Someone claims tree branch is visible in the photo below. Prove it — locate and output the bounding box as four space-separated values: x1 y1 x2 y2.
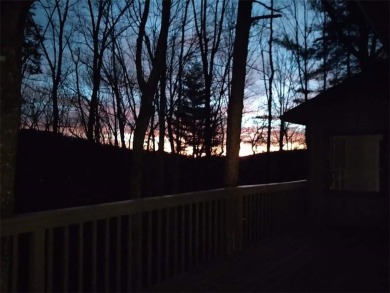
251 14 282 23
253 1 282 13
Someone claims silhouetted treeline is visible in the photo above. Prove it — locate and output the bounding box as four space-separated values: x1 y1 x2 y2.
16 130 307 213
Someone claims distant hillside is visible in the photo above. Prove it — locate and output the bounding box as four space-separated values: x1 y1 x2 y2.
16 130 308 213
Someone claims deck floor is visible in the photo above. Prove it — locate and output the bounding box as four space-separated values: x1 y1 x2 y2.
148 228 389 292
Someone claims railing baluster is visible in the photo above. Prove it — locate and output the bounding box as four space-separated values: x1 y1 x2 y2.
173 206 178 275
278 192 282 230
30 229 45 292
276 193 281 232
264 192 271 238
281 192 286 231
256 194 259 241
280 192 283 228
260 193 266 240
251 195 254 243
286 191 290 226
63 226 69 292
208 200 212 260
249 194 253 244
281 192 284 231
91 221 97 292
127 216 132 291
219 200 225 254
265 193 269 237
247 195 251 244
256 193 260 242
188 204 193 269
104 219 110 292
147 212 152 287
274 193 278 233
164 208 170 279
11 235 18 292
244 195 249 245
266 194 270 236
137 214 144 290
271 193 275 235
273 193 278 233
253 194 257 243
284 192 288 226
213 200 218 258
194 202 199 267
251 194 255 243
180 206 185 272
156 210 162 283
249 194 252 245
201 202 206 261
47 229 53 292
78 223 84 293
285 191 289 224
116 217 122 292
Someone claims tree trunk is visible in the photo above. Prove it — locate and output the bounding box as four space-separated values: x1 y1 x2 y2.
224 1 253 256
131 0 171 198
225 0 253 187
0 2 32 291
279 119 284 151
53 0 69 133
159 70 167 154
0 0 31 216
266 0 274 153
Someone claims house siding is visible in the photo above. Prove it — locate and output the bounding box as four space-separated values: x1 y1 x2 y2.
308 92 389 228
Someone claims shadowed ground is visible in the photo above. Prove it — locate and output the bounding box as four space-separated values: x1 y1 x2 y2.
148 227 389 292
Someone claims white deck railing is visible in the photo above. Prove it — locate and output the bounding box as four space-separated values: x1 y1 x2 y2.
1 180 307 292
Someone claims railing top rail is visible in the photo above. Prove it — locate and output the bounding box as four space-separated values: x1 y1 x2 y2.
1 180 307 236
235 180 307 195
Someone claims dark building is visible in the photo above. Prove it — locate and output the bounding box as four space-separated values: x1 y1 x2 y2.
282 59 389 228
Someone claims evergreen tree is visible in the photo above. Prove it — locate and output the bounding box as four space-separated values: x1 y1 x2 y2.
174 61 221 157
22 6 42 78
311 0 386 86
274 0 318 103
174 62 207 157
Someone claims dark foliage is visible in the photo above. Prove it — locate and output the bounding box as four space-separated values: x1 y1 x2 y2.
173 62 222 157
16 130 307 213
312 0 387 86
22 5 42 77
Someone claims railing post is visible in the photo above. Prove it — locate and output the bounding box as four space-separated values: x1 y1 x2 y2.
30 229 45 292
225 188 243 255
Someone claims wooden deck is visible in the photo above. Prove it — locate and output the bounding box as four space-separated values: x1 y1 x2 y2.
1 181 309 292
3 181 387 292
149 227 389 292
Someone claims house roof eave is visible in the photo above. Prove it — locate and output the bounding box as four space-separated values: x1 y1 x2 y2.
282 59 389 126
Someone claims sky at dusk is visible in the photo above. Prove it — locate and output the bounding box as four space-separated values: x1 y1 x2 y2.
21 0 328 156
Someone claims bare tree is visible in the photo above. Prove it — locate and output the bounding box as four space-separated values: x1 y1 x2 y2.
191 0 228 157
241 119 267 154
67 45 89 137
74 0 131 142
225 0 281 187
266 0 275 153
1 2 34 291
131 0 172 198
101 30 130 148
271 48 296 150
33 0 76 133
166 0 195 154
225 0 252 187
21 85 52 130
277 0 319 102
